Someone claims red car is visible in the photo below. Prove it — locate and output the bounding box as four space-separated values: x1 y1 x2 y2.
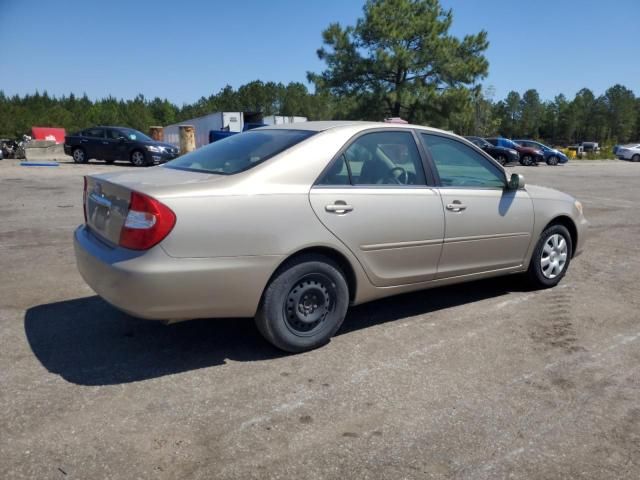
486 137 544 166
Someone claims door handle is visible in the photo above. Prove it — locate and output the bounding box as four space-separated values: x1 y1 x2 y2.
325 202 353 214
446 202 467 212
80 139 88 143
102 141 109 145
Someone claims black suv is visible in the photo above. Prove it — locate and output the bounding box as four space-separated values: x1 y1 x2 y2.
465 136 520 165
64 126 179 166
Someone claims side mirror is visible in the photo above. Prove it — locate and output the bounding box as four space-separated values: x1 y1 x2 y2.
118 136 127 143
508 173 525 190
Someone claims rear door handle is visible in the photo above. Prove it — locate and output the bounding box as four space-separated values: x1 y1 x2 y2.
325 202 353 214
446 202 467 212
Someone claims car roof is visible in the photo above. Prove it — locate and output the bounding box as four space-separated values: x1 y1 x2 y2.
257 120 453 135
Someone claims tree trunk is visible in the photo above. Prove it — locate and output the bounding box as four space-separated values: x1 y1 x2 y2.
149 126 164 142
179 125 196 155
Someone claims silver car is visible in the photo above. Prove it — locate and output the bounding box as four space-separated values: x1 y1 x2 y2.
616 144 640 162
74 121 588 352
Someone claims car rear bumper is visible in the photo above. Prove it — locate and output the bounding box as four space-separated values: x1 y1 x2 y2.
74 225 282 320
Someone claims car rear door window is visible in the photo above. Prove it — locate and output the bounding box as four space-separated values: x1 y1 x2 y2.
85 128 105 139
421 134 506 189
318 131 426 186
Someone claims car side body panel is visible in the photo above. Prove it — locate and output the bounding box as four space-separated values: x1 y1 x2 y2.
309 187 445 286
435 188 535 278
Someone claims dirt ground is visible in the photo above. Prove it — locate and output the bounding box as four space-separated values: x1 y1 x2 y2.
1 157 639 479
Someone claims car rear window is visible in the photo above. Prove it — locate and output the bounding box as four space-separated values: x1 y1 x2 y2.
165 129 315 175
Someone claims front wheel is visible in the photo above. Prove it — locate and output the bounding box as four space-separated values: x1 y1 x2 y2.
255 254 349 352
632 154 640 162
546 156 559 166
520 154 534 166
130 150 147 167
527 224 573 288
495 154 507 166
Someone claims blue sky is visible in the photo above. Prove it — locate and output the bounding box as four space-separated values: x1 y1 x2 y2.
1 0 638 104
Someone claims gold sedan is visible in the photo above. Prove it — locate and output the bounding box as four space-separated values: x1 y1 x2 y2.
74 122 587 352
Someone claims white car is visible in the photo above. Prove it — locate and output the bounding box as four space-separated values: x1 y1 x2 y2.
616 144 640 162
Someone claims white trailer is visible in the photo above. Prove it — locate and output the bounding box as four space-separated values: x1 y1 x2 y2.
163 112 243 148
262 115 308 126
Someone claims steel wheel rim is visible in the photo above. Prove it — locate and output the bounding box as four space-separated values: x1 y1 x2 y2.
541 233 568 279
132 152 144 165
283 273 336 337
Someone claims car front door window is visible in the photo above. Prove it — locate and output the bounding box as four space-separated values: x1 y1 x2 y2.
420 134 505 188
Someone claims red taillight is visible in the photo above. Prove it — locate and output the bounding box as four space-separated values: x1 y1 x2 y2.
82 176 88 223
119 191 176 250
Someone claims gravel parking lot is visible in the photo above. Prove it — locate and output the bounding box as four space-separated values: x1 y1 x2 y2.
1 158 639 479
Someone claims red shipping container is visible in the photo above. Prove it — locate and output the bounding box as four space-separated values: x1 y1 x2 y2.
31 127 66 144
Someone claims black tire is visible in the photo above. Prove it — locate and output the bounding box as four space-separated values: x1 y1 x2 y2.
546 155 559 166
72 147 87 164
105 159 115 164
632 154 640 163
520 154 533 166
255 254 349 353
496 154 507 166
527 224 573 289
130 150 147 167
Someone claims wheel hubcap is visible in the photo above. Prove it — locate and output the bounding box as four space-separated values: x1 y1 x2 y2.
541 233 568 279
283 274 334 335
133 153 144 165
74 150 83 162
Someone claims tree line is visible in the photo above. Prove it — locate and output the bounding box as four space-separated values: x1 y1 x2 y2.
1 0 638 146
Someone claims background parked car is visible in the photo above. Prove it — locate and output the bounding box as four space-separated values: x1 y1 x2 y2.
486 137 544 166
464 136 519 165
581 141 600 153
616 144 640 162
64 126 179 166
515 140 569 165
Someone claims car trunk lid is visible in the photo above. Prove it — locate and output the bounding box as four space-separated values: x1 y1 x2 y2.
84 166 223 246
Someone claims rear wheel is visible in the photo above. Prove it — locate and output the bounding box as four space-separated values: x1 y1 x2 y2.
496 154 507 166
130 150 147 167
527 224 572 288
72 147 87 164
546 155 559 166
632 154 640 162
255 254 349 352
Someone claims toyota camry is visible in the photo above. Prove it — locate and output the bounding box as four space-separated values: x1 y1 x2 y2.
74 121 588 352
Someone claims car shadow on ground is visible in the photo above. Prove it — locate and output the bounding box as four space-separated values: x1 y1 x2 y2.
25 276 532 386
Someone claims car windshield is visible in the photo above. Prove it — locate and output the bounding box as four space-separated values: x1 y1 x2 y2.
165 129 315 175
120 128 152 142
